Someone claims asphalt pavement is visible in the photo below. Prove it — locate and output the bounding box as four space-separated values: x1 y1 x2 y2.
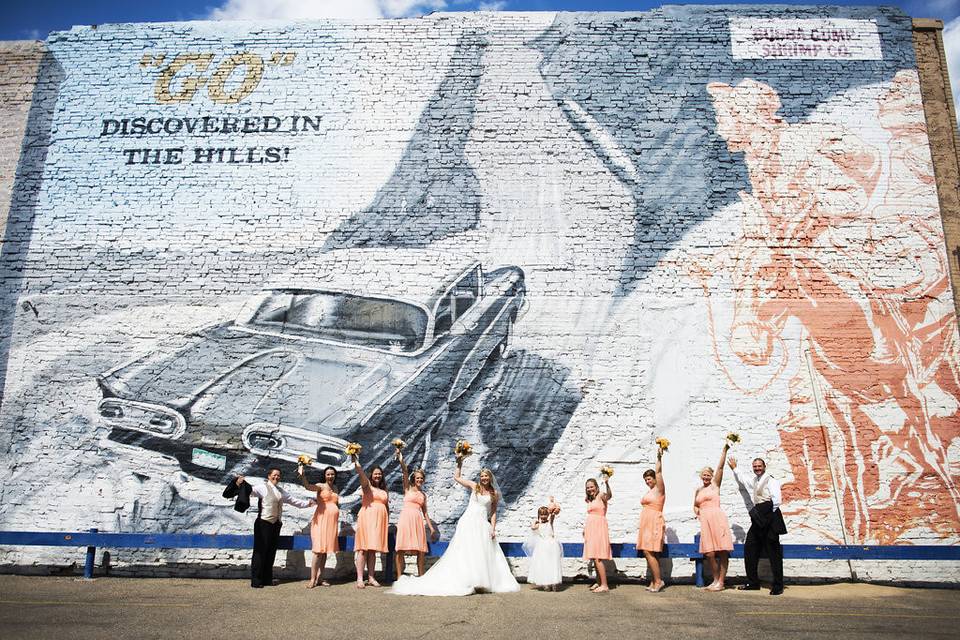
0 575 955 640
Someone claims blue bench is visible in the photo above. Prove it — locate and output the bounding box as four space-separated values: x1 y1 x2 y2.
2 530 957 584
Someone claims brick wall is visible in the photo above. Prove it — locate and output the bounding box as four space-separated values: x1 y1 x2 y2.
0 7 958 582
0 41 44 238
914 19 960 319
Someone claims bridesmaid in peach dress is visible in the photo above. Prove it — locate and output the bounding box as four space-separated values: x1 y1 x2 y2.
394 450 437 578
636 448 666 592
693 441 734 591
583 474 613 593
351 453 389 588
298 464 340 588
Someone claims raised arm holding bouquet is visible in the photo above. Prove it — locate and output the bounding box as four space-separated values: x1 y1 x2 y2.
548 495 561 515
525 500 563 591
394 447 437 578
351 447 389 589
694 438 735 591
583 467 613 593
389 440 519 596
299 461 339 588
637 444 667 592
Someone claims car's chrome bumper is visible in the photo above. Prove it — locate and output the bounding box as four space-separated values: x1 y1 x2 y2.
241 423 352 472
97 399 187 439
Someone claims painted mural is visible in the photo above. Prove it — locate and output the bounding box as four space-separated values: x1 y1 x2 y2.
702 70 960 544
0 5 958 576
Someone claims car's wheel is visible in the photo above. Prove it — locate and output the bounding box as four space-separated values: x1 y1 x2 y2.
490 316 514 361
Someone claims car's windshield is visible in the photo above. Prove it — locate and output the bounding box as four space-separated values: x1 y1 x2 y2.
240 290 428 353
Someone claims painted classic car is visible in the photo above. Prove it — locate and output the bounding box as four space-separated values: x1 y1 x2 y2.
97 249 525 494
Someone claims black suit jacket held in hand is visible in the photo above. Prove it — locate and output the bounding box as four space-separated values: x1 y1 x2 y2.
749 501 788 538
222 476 254 513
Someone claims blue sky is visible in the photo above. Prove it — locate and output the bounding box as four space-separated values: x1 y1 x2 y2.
4 1 960 116
2 1 956 41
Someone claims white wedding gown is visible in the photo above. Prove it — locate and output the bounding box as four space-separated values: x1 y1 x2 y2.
390 491 520 596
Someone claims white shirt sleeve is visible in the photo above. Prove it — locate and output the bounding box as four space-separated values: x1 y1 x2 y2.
768 476 782 511
278 486 316 509
249 483 267 500
733 467 753 491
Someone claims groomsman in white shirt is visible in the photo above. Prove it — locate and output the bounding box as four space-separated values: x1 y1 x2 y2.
235 468 315 588
727 456 787 595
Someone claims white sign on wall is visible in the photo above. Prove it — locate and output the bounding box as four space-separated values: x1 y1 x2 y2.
730 18 882 60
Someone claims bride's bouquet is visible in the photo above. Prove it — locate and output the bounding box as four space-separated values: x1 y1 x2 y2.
392 438 406 451
726 432 740 445
655 437 670 452
599 465 614 478
344 442 363 457
454 440 473 457
297 454 313 467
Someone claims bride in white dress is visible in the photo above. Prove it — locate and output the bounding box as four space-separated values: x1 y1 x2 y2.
390 455 520 596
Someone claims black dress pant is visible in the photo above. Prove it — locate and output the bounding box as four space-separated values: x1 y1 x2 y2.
251 518 282 587
744 521 783 590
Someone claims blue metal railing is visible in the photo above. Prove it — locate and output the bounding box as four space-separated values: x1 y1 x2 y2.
2 530 958 583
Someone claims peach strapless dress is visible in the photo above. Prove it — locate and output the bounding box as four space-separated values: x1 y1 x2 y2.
310 485 340 553
636 490 665 552
583 497 612 560
355 485 389 552
696 484 733 553
395 490 428 552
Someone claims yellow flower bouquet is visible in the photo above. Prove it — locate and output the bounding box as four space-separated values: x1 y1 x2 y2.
344 442 363 457
454 440 473 457
297 454 313 467
392 438 406 451
726 432 740 445
655 437 670 452
599 465 614 478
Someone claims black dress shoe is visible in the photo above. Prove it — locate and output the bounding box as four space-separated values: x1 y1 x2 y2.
770 587 784 596
251 583 264 589
737 584 761 591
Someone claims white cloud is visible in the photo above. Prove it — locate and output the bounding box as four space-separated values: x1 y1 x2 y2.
943 17 960 124
207 0 445 21
380 0 445 17
477 1 507 10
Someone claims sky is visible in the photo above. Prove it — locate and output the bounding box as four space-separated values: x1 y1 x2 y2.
3 0 960 115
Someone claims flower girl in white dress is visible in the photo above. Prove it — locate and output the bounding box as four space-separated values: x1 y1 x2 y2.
524 498 563 590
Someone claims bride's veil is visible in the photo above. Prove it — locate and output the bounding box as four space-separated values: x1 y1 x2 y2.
479 467 502 502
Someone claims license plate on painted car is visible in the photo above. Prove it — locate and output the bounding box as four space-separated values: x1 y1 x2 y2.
191 447 226 470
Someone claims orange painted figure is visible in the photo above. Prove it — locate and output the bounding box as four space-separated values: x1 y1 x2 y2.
703 71 960 544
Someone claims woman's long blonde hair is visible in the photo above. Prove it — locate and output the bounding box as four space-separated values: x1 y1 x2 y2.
475 467 498 497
